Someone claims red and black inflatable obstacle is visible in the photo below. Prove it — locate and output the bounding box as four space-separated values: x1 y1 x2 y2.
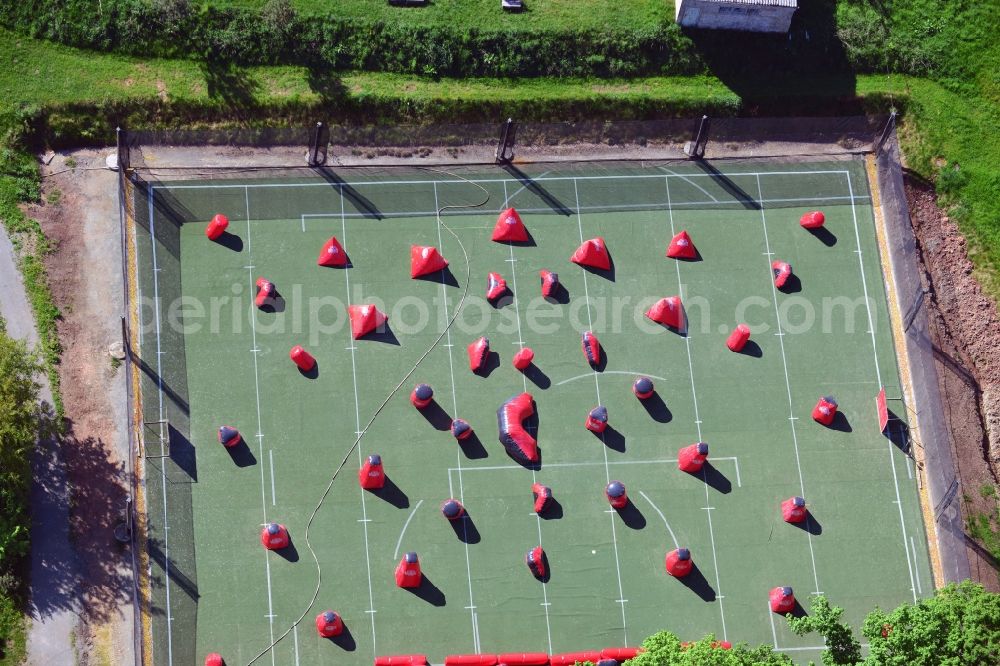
666 230 698 260
525 545 547 578
601 647 643 662
411 383 434 408
726 323 751 352
769 586 795 614
492 208 530 243
513 347 534 371
497 393 538 463
441 498 465 520
260 523 290 550
665 547 693 577
289 345 316 372
205 214 228 241
605 481 628 509
800 210 826 229
359 454 385 490
645 296 685 330
540 270 560 299
632 376 655 400
532 482 553 514
677 442 709 473
487 272 508 302
468 337 490 373
218 425 242 448
411 245 448 278
375 656 429 666
451 418 473 440
812 395 838 426
317 236 348 267
349 304 388 340
445 655 498 666
571 237 611 271
581 331 601 366
772 260 793 289
204 653 224 666
254 277 276 308
585 405 609 433
782 496 808 523
498 654 548 666
395 552 422 588
315 610 344 638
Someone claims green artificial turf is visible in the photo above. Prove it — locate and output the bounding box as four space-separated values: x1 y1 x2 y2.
134 159 931 665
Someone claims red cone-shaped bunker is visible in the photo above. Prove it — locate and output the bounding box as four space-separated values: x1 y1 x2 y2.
727 323 751 352
772 261 793 289
349 304 388 340
411 245 448 278
666 230 697 259
633 376 655 399
532 482 553 514
665 548 693 577
359 454 385 490
582 331 602 366
782 496 808 523
411 383 434 408
770 586 795 614
678 442 709 473
606 480 628 509
586 405 609 433
468 337 490 373
289 345 316 372
395 551 422 588
800 211 826 229
317 236 348 267
571 237 611 270
487 272 507 301
513 347 534 371
525 546 547 578
812 395 838 426
493 208 529 243
206 214 229 241
218 425 242 448
260 523 289 550
316 610 344 638
451 418 473 440
441 498 465 520
254 277 276 308
205 654 225 666
540 270 560 299
645 297 685 330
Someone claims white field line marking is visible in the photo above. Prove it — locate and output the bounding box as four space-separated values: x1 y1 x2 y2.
393 499 425 560
638 491 680 550
293 625 300 666
432 182 482 653
269 450 276 506
664 176 727 642
502 179 553 654
754 175 822 597
339 185 378 651
555 370 668 386
148 188 174 666
245 187 277 666
910 536 923 594
768 603 779 648
846 171 918 602
574 177 628 645
299 214 305 232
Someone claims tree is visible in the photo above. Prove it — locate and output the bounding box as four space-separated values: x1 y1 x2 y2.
788 595 863 665
629 630 792 665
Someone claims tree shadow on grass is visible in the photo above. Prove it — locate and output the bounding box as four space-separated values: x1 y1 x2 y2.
200 60 260 109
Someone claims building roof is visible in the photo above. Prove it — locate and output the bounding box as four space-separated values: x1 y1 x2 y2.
696 0 797 6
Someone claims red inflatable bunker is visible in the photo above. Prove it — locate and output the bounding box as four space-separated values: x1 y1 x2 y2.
769 586 795 614
666 230 698 260
551 652 602 666
395 552 422 588
289 345 316 372
782 496 808 523
571 237 611 271
800 211 826 229
665 548 693 577
600 647 643 661
493 208 530 243
446 655 498 666
605 481 628 509
497 393 538 463
468 337 490 373
359 454 385 490
645 297 685 330
487 272 508 301
204 653 225 666
772 261 793 289
218 425 242 448
726 324 751 352
317 236 349 267
451 418 473 440
375 656 429 666
411 245 448 278
677 442 709 473
497 654 549 666
632 377 654 400
205 214 229 241
260 523 289 550
525 546 547 578
812 395 838 426
532 482 553 514
349 304 388 340
254 277 276 308
540 270 560 299
585 405 609 433
441 498 465 520
411 383 434 408
581 331 602 366
513 347 534 371
315 610 344 638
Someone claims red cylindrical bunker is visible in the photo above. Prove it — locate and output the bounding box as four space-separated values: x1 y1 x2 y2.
812 395 838 426
677 442 709 473
586 405 609 433
513 347 534 371
410 383 434 409
395 551 422 588
359 454 385 490
206 214 229 240
769 586 795 614
218 425 242 448
254 277 276 308
260 523 289 550
632 376 654 399
289 345 316 371
204 654 225 666
525 545 547 578
605 480 628 509
782 496 808 523
665 547 693 577
441 498 465 520
726 324 751 352
800 211 826 229
451 418 473 440
315 610 344 637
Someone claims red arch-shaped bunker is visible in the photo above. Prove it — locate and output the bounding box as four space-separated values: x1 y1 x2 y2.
497 393 538 463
